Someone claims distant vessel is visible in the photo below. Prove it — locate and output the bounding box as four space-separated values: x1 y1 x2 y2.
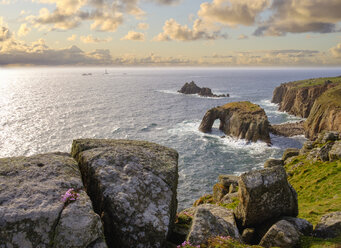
82 73 92 76
104 69 108 74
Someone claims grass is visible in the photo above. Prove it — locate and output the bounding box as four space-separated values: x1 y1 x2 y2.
285 154 341 225
219 197 239 210
299 235 341 248
315 84 341 107
220 101 262 112
289 76 341 89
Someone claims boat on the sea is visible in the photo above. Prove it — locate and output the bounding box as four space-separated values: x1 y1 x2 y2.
82 73 92 76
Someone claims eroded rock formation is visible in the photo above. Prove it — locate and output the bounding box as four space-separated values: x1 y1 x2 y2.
71 139 179 248
270 121 305 137
199 101 271 144
178 81 229 97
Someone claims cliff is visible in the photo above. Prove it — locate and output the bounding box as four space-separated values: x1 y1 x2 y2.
199 101 271 144
272 76 341 139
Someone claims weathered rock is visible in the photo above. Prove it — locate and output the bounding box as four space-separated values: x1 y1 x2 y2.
220 192 239 205
314 212 341 238
241 228 256 244
329 141 341 161
212 183 228 202
218 174 239 189
318 142 334 161
229 184 238 194
0 153 106 248
300 141 314 155
259 220 300 248
270 121 305 137
187 204 240 245
282 148 299 161
264 158 284 168
281 216 313 236
178 81 228 98
199 101 271 144
317 131 340 143
234 166 298 227
71 139 179 248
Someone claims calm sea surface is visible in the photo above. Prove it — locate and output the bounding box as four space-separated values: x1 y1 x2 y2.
1 67 340 209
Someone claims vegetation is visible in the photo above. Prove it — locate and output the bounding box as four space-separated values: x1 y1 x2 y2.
285 154 341 225
289 76 341 89
193 194 215 206
220 101 262 112
219 197 239 210
299 235 341 248
315 84 341 107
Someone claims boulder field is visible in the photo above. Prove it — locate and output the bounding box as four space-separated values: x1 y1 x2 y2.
199 101 271 144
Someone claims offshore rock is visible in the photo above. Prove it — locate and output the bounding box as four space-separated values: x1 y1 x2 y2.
178 81 228 97
199 101 271 144
234 166 298 227
314 211 341 238
0 153 106 248
270 121 305 137
259 220 300 248
71 139 179 248
187 204 240 245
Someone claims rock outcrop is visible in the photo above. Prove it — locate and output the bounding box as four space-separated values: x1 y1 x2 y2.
234 166 298 227
199 101 271 144
187 204 240 245
270 121 305 137
178 81 229 97
71 139 179 248
272 77 341 139
0 152 106 248
314 212 341 238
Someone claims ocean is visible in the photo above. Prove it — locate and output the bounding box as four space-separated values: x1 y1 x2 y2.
1 67 340 210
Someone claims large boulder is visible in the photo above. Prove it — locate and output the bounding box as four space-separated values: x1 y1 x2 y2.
282 148 300 161
281 216 313 236
0 153 106 248
71 139 179 248
264 158 284 168
199 101 271 144
259 220 300 248
329 141 341 161
314 212 341 238
187 204 240 245
234 166 298 227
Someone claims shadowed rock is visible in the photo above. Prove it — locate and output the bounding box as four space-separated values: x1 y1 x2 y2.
71 139 178 248
199 101 271 144
270 121 305 137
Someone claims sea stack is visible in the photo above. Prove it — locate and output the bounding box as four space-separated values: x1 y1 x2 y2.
178 81 229 97
199 101 271 144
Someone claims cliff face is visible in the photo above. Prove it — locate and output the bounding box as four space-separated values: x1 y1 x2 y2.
272 77 341 139
304 85 341 139
199 101 271 144
272 80 335 118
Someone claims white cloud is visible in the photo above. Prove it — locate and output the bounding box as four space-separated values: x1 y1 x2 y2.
154 18 227 41
121 31 145 41
80 34 112 43
330 42 341 58
67 34 77 41
18 23 31 37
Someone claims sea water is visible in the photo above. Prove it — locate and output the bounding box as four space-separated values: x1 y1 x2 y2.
1 67 340 209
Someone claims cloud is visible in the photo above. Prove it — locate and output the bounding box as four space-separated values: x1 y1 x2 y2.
121 31 145 41
80 34 112 43
0 26 11 41
198 0 270 27
154 18 227 41
67 34 77 41
137 22 149 30
330 42 341 58
18 23 31 37
238 34 248 40
254 0 341 36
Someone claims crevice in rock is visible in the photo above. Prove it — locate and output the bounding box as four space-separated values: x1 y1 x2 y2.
49 204 65 248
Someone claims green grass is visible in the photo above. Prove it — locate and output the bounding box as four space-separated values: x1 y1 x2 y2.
285 155 341 225
299 235 341 248
220 101 262 113
219 197 239 210
315 84 341 107
289 76 341 89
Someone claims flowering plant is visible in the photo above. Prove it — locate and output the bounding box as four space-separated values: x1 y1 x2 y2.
177 241 200 248
61 188 79 204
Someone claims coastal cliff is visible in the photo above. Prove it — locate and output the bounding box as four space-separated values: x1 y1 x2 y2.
272 77 341 139
199 101 271 144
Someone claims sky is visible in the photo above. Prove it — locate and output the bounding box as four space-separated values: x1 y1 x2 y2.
0 0 341 66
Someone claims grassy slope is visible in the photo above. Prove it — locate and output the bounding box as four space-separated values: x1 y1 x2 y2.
289 76 341 89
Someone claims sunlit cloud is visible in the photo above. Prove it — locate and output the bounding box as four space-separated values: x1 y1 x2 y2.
121 31 145 41
238 34 248 40
80 34 112 43
137 22 149 30
18 23 31 37
67 34 77 41
154 18 227 41
330 42 341 58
